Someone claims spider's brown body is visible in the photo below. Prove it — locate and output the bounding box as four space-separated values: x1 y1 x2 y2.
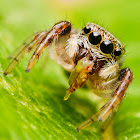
4 21 133 131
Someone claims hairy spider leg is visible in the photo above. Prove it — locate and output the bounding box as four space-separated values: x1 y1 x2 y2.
100 105 119 131
8 32 42 59
4 32 48 75
26 21 71 72
4 21 71 74
76 68 133 131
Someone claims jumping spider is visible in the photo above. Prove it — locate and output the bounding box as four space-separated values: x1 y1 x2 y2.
4 21 133 131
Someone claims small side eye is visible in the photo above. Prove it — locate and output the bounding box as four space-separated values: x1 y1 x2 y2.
100 40 114 54
83 26 91 34
89 32 102 45
114 49 121 56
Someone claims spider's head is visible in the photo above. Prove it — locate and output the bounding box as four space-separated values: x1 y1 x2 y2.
83 23 125 60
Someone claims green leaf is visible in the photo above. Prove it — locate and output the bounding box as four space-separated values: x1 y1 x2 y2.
0 0 140 139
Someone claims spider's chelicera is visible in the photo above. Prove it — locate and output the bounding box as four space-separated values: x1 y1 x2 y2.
4 21 133 131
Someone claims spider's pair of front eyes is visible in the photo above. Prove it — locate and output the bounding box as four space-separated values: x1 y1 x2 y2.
84 27 121 56
89 32 113 54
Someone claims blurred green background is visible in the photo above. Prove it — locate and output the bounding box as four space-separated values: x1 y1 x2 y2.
0 0 140 139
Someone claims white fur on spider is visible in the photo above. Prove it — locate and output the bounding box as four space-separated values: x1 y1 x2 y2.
65 34 79 58
65 34 93 58
99 60 119 79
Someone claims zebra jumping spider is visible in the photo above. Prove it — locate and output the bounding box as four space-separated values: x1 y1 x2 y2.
4 21 133 131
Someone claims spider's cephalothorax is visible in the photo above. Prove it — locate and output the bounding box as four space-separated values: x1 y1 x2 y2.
4 21 133 131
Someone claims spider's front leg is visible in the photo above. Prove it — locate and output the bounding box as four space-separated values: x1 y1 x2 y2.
76 68 133 131
4 21 71 75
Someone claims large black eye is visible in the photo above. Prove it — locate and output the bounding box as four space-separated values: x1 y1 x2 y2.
83 26 91 34
114 49 121 56
100 40 114 54
89 32 102 45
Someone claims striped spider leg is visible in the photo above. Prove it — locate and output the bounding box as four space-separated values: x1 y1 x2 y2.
76 68 133 131
4 21 72 75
